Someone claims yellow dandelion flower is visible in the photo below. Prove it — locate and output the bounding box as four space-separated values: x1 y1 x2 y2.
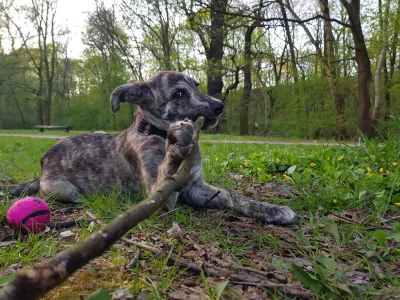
260 152 263 155
245 160 249 164
393 162 398 167
379 167 384 173
215 158 219 161
240 165 243 169
332 199 338 204
395 202 400 207
276 158 281 163
313 140 317 144
367 167 372 172
367 172 373 177
257 167 262 172
338 156 343 161
386 170 390 175
283 174 290 181
310 162 316 167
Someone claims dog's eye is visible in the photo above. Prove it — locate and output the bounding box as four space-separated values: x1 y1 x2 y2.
174 91 184 98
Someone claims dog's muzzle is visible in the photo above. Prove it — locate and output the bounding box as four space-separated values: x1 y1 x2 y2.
210 101 224 116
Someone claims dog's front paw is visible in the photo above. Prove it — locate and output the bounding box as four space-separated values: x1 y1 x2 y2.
167 119 195 159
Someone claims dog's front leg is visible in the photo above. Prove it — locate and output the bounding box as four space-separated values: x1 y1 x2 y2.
150 119 195 195
180 182 296 225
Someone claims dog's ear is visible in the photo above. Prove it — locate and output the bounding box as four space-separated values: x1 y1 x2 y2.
110 81 154 113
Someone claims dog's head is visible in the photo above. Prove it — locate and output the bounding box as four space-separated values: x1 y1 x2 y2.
110 71 224 130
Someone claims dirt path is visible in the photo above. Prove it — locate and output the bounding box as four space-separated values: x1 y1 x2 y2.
0 133 356 146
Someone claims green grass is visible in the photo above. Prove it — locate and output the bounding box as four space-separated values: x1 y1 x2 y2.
1 132 400 299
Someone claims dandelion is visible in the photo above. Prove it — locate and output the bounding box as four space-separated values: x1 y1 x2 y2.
395 202 400 207
332 199 338 204
379 167 384 173
338 156 343 161
367 172 373 177
283 174 290 181
367 167 372 172
314 140 317 144
257 167 262 172
310 162 316 167
215 158 219 161
240 165 243 169
276 158 281 163
386 170 390 175
245 159 249 164
393 162 398 167
260 152 263 155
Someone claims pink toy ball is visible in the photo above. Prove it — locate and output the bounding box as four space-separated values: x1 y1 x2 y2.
7 197 51 233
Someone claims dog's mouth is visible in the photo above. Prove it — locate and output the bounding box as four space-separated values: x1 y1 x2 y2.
188 116 218 130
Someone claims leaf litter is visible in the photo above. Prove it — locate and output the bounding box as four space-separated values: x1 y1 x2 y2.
1 177 400 299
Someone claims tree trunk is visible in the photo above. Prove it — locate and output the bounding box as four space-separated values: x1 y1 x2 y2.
279 1 298 83
340 0 374 137
372 0 391 124
240 22 258 135
320 0 348 139
207 0 227 100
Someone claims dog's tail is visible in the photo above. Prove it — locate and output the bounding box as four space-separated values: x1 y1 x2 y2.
0 178 40 197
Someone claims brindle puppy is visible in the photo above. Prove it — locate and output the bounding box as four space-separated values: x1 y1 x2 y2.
2 71 296 225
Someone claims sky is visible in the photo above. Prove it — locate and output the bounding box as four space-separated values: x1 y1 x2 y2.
2 0 113 58
57 0 98 57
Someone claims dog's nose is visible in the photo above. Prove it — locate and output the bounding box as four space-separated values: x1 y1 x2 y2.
211 101 224 116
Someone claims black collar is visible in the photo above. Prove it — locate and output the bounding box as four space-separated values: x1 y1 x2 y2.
135 113 168 139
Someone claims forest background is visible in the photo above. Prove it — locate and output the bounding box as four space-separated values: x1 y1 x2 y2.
0 0 397 140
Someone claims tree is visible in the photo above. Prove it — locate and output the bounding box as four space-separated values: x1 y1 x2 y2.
282 0 350 139
0 0 60 125
181 0 228 100
120 0 180 72
340 0 374 137
372 0 391 124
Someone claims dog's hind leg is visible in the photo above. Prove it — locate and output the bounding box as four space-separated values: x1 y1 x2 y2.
40 179 83 204
179 182 296 225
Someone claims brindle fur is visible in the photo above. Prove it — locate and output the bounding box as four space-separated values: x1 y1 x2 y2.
2 71 296 225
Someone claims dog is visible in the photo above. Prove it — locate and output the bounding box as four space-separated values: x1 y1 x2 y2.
2 71 296 225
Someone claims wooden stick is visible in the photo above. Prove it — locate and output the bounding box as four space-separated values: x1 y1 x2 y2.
0 117 205 300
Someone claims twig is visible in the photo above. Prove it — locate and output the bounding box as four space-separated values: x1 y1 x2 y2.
381 215 400 224
202 190 221 207
0 241 17 248
0 117 205 300
125 248 140 269
230 281 312 299
47 219 97 230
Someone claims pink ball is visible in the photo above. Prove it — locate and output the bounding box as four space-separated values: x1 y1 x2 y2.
7 197 51 233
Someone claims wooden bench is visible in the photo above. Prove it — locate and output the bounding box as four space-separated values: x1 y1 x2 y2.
34 125 73 133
